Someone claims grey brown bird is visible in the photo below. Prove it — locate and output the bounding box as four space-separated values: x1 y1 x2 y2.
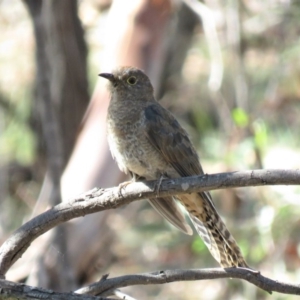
99 66 248 268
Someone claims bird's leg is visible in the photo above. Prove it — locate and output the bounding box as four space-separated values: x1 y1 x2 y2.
155 174 167 197
130 172 144 182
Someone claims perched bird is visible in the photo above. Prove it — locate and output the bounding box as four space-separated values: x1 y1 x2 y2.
99 66 248 268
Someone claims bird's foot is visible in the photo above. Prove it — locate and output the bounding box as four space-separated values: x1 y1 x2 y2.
155 175 166 197
117 180 133 197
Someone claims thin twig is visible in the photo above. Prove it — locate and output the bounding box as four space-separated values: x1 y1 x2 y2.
0 278 109 299
76 268 300 296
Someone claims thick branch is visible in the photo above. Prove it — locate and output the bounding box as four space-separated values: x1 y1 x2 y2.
76 268 300 296
0 169 299 277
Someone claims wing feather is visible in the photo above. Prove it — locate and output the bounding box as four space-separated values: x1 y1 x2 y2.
148 197 193 235
144 104 204 177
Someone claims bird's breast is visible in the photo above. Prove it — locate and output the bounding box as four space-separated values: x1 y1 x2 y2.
107 113 169 179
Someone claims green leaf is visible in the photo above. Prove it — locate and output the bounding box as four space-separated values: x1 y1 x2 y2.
253 119 268 148
191 237 206 254
232 108 249 128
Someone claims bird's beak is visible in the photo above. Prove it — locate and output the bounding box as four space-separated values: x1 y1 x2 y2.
99 73 115 82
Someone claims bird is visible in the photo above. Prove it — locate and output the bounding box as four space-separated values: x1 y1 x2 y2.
99 66 248 268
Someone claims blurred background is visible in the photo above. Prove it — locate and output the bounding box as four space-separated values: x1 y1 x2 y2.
1 0 300 299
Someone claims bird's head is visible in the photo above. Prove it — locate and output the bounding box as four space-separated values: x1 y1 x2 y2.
99 66 154 101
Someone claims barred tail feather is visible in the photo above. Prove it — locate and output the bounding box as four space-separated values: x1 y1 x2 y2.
179 193 248 268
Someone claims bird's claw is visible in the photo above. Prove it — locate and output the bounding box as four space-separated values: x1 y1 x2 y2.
118 180 132 197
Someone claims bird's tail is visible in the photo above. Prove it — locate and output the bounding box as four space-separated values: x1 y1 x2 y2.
179 192 248 268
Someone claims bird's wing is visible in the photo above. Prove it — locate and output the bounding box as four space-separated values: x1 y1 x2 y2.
144 103 203 178
148 197 193 235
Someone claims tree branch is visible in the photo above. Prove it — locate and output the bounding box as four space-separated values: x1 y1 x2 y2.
0 169 299 278
76 268 300 296
3 267 300 298
0 278 109 300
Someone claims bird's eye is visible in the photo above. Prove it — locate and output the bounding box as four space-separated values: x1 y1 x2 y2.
127 76 137 85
